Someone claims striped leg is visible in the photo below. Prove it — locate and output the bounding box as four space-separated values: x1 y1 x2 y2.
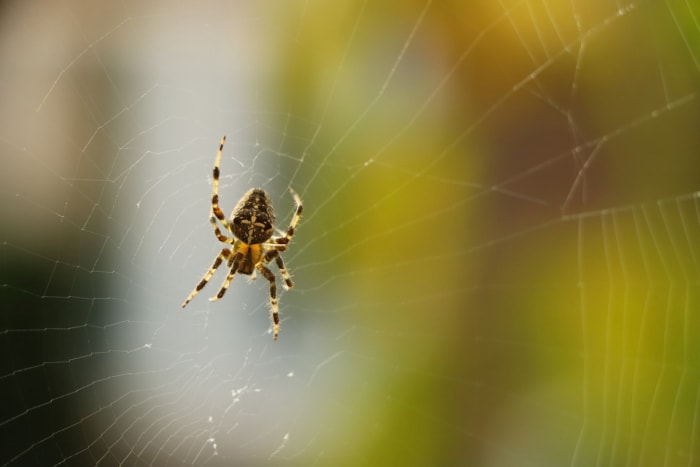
210 250 244 302
211 136 230 230
273 188 303 248
182 248 231 307
263 249 293 289
210 215 233 244
256 263 280 340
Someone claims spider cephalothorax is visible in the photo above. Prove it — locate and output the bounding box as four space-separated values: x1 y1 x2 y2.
182 136 303 340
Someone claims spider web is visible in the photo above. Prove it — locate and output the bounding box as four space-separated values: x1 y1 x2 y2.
2 0 700 465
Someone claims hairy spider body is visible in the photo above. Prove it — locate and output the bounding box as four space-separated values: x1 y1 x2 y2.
182 136 302 340
231 188 275 246
235 242 262 275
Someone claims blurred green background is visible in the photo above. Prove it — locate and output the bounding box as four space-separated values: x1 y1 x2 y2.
1 0 700 465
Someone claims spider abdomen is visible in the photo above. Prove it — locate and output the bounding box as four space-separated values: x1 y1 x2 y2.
231 188 275 244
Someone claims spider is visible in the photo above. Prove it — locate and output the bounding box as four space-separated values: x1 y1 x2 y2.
181 136 303 340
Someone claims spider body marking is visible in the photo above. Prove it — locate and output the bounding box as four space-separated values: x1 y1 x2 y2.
182 136 303 340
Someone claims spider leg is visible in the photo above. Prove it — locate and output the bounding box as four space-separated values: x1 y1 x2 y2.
211 136 231 230
182 248 232 308
273 187 303 248
210 215 234 244
209 250 244 302
256 263 280 340
263 249 293 289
